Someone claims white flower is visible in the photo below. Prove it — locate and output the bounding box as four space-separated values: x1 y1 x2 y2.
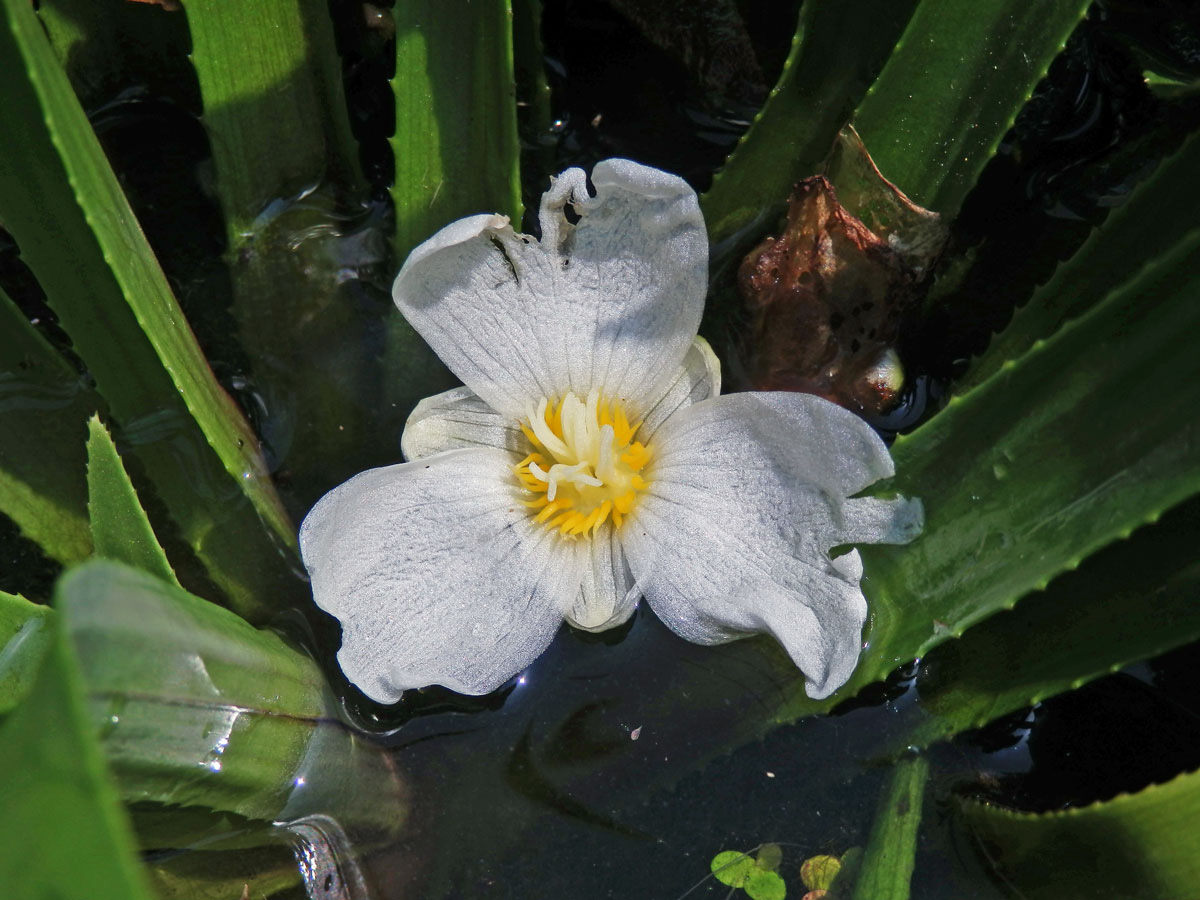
299 160 922 703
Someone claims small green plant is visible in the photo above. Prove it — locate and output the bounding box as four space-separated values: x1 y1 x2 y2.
709 843 786 900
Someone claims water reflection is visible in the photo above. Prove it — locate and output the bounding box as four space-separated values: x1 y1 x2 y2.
285 815 369 900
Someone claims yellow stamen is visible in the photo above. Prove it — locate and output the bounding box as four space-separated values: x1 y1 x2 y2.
512 389 652 540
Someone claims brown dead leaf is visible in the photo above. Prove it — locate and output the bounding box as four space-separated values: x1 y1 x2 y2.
739 176 916 415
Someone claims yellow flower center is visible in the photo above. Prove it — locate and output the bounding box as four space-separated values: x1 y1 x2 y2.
514 389 651 538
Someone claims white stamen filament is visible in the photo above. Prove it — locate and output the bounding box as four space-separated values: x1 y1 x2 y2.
527 458 602 501
529 398 571 460
596 424 616 482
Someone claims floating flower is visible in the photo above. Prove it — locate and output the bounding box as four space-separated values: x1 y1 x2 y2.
299 160 922 703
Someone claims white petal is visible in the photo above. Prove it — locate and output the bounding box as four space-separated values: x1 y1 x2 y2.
392 159 708 421
637 336 722 442
621 392 922 699
299 449 583 700
401 386 528 461
565 525 639 632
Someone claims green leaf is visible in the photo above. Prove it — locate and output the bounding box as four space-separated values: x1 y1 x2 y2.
0 590 54 714
0 285 92 564
0 604 154 900
59 560 406 828
745 868 787 900
185 0 384 507
756 842 783 873
801 854 842 892
185 0 363 232
961 127 1200 391
711 850 757 888
959 766 1200 899
883 494 1200 754
702 0 920 247
853 0 1091 216
383 0 522 439
390 0 521 263
849 224 1200 696
851 755 928 900
0 0 298 619
86 414 180 586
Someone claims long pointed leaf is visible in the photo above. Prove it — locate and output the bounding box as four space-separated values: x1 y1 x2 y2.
962 127 1200 390
959 766 1200 898
86 414 180 586
853 0 1091 216
0 607 154 900
855 228 1200 672
883 495 1200 754
390 0 521 263
701 0 919 247
383 0 522 427
766 215 1200 724
0 0 298 618
185 0 384 507
0 285 92 564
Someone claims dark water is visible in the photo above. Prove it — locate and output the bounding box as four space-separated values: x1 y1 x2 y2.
4 1 1200 898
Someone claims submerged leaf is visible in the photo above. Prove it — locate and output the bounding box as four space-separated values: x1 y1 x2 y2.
850 755 927 900
185 0 382 510
59 560 407 830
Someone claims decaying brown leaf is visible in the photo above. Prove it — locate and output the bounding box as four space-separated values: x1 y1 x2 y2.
739 176 919 416
738 128 951 419
825 125 946 277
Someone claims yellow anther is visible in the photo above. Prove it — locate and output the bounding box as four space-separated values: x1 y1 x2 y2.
513 390 651 539
620 442 651 471
613 492 636 515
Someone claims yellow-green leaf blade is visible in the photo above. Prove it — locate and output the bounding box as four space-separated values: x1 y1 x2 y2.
85 414 179 587
0 605 154 900
0 0 298 618
852 755 929 900
0 590 54 714
0 286 92 564
960 766 1200 898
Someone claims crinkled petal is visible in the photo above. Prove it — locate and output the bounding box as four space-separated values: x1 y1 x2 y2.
401 386 528 461
299 449 584 700
638 336 722 442
620 392 922 699
566 525 639 632
393 159 707 421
